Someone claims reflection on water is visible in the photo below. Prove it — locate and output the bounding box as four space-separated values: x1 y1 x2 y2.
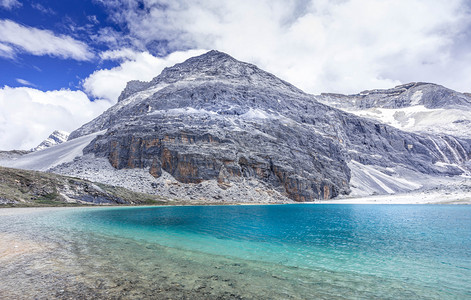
0 205 470 299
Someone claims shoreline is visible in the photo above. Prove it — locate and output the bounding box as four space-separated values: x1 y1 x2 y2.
1 193 470 214
318 191 471 205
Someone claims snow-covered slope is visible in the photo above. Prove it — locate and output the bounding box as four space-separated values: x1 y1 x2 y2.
317 82 471 138
0 131 105 171
32 130 69 152
342 105 471 138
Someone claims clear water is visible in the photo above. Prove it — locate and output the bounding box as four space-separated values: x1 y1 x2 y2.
1 204 470 299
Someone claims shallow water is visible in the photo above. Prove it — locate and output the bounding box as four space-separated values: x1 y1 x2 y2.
1 204 470 299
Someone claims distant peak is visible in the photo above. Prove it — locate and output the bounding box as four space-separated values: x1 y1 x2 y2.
357 82 441 95
393 82 438 90
31 130 69 152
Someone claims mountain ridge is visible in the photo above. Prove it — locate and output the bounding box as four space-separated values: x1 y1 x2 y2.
3 50 470 201
317 82 471 138
318 82 471 109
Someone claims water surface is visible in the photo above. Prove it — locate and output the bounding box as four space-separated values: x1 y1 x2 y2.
1 204 470 299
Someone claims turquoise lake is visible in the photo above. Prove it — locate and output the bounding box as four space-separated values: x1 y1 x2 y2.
1 204 470 299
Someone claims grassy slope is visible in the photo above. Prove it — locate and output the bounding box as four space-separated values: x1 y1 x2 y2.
0 166 175 207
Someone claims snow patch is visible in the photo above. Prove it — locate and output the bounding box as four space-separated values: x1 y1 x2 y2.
410 90 423 106
119 83 169 109
347 106 471 138
149 107 218 116
0 130 106 172
241 108 273 119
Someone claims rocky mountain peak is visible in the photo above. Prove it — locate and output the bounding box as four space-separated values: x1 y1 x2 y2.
117 50 303 103
156 50 254 80
32 130 69 152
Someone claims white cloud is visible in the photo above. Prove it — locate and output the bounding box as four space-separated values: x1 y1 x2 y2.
0 0 21 10
31 3 56 15
15 78 36 87
102 0 471 93
0 86 111 150
99 48 140 61
0 20 94 61
0 42 14 59
83 49 206 102
0 44 204 150
87 15 99 25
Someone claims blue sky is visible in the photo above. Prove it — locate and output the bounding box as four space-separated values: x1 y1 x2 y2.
1 0 470 150
0 0 119 90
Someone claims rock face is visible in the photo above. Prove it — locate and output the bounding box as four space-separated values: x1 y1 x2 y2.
32 130 69 152
67 51 470 201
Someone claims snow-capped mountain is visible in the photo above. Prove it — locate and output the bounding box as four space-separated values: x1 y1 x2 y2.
2 51 470 201
32 130 70 152
317 83 471 138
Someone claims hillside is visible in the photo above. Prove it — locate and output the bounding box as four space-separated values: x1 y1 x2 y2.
0 166 173 207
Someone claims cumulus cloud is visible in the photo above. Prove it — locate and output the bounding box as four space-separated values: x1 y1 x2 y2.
0 87 111 150
100 0 471 93
0 0 21 10
0 20 94 61
83 49 206 102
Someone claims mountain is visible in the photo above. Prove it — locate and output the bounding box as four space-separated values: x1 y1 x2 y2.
32 130 70 152
317 83 471 138
2 51 470 201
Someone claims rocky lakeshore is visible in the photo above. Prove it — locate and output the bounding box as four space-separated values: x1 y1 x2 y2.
0 207 303 299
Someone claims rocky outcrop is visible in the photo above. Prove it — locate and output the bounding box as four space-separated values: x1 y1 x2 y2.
65 51 470 201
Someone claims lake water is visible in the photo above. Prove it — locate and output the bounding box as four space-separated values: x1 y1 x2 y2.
1 204 470 299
